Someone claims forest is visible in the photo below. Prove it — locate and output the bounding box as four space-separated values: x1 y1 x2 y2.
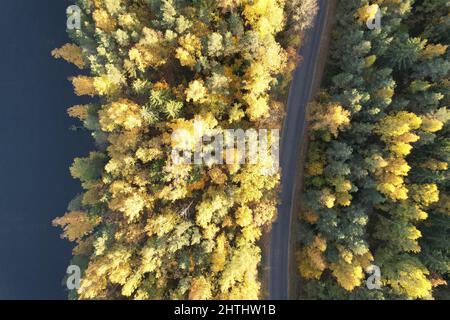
52 0 317 299
53 0 449 301
297 0 449 299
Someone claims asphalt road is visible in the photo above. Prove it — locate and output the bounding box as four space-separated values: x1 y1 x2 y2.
269 0 330 300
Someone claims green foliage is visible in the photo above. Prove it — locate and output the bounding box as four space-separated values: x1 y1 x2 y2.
298 0 449 300
70 152 107 182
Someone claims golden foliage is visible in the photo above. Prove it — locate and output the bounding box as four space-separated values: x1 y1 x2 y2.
310 102 351 137
421 44 448 60
52 44 85 69
99 99 143 132
297 236 327 280
71 76 96 96
189 277 213 300
52 211 101 242
330 250 373 292
93 9 117 32
67 105 89 121
355 4 379 24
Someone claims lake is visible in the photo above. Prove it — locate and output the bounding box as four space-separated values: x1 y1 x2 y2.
0 0 93 299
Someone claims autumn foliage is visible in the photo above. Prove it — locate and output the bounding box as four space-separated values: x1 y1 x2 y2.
53 0 315 300
298 0 449 300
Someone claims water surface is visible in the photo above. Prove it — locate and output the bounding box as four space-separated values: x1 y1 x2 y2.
0 0 92 299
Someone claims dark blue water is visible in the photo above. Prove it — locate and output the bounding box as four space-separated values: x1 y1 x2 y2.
0 1 92 299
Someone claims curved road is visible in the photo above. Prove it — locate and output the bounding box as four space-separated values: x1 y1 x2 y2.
269 0 330 300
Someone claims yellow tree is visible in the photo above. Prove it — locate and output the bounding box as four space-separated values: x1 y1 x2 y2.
355 4 379 24
189 277 213 300
297 235 327 279
212 233 229 273
129 27 168 71
52 211 101 242
93 9 117 32
99 99 143 132
71 76 97 96
242 0 285 37
309 101 351 137
52 44 85 69
330 249 373 291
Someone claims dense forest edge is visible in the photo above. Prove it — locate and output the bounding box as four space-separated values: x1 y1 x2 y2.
297 0 449 300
